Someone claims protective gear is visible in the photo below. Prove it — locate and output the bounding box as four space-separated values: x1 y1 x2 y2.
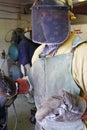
18 36 39 66
28 36 85 130
33 0 73 9
0 71 17 107
35 89 86 122
15 78 29 94
32 0 71 45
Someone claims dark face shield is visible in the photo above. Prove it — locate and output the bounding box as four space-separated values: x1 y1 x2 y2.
32 5 70 45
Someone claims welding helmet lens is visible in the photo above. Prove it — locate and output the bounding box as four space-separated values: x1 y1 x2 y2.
32 5 70 45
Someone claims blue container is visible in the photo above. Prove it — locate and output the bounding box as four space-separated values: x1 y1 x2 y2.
8 44 19 61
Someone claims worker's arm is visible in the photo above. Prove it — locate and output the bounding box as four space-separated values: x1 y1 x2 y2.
32 44 45 64
72 43 87 95
72 43 87 123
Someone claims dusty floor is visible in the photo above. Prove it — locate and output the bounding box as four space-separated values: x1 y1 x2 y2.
7 94 35 130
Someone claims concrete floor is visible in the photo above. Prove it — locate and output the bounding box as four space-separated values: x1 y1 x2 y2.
7 94 35 130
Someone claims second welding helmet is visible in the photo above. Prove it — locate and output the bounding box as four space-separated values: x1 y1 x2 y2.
32 0 72 45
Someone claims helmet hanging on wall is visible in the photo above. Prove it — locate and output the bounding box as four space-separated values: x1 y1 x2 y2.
32 0 73 45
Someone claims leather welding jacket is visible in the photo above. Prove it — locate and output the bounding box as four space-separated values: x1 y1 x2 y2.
18 36 39 66
29 32 87 130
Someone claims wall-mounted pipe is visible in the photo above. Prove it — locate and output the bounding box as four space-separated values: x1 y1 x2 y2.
0 17 30 23
0 9 24 14
0 3 21 8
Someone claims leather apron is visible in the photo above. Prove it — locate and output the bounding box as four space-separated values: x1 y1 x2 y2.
29 36 86 130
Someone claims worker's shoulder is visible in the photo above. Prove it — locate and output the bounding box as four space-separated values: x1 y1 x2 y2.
34 44 45 54
32 44 45 64
76 41 87 49
75 42 87 56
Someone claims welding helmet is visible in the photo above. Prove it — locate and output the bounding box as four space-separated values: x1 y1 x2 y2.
32 0 72 45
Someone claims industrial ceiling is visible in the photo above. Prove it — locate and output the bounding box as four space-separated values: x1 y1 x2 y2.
0 0 87 15
73 1 87 15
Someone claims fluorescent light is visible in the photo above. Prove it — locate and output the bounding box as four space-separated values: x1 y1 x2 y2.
78 0 87 2
72 0 87 3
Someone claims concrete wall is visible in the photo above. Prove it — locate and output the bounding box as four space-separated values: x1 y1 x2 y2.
71 14 87 40
71 23 87 40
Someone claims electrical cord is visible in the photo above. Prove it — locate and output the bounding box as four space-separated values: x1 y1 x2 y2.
12 102 18 130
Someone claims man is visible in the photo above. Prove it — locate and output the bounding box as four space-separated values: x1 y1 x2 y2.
28 0 87 130
18 30 39 76
17 29 39 103
10 27 39 76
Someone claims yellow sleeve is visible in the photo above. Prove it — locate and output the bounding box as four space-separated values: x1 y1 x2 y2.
72 43 87 95
84 122 87 130
32 44 45 64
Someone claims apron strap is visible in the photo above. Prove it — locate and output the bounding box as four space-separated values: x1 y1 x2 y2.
71 36 87 53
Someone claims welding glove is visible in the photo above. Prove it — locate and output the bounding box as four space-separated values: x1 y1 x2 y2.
36 89 86 122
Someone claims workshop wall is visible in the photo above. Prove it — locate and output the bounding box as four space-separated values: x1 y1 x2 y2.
71 14 87 40
0 4 31 57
